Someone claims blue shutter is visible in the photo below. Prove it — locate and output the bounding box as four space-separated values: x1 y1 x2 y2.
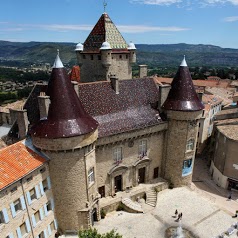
16 227 22 238
10 202 16 218
44 229 48 238
47 177 51 190
51 198 54 210
25 218 31 232
35 185 41 199
2 208 9 223
44 204 48 216
32 214 36 227
48 224 52 236
20 196 26 210
8 233 14 238
39 182 45 195
26 191 32 205
39 207 44 220
54 219 58 229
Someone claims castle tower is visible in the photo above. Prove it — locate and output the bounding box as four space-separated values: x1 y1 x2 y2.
75 13 136 82
30 52 99 232
162 57 204 187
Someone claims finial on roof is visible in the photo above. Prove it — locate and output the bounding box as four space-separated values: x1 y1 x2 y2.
103 0 107 13
53 50 64 68
180 55 187 67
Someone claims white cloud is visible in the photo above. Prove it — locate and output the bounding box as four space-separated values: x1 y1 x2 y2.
130 0 182 5
202 0 238 5
118 25 190 33
223 16 238 22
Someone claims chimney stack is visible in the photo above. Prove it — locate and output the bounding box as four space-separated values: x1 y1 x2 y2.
38 92 50 119
110 75 119 94
139 65 148 78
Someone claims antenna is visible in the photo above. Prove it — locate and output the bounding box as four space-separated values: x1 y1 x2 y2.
103 0 107 13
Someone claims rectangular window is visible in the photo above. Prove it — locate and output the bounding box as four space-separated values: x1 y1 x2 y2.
40 167 46 173
20 223 27 236
11 186 17 193
88 168 95 185
30 188 36 200
97 55 101 60
42 179 49 192
39 231 45 238
14 199 22 213
186 139 194 151
50 221 55 231
113 147 122 163
35 211 41 224
46 201 52 212
182 158 193 177
0 211 5 224
27 176 33 182
90 55 93 60
139 140 147 157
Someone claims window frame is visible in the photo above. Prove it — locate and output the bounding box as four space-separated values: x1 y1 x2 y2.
88 167 95 185
139 140 147 157
186 139 194 151
113 147 122 164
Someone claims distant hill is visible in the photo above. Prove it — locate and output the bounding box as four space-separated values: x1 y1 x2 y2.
0 40 238 67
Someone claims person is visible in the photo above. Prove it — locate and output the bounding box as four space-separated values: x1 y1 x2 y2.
180 213 183 220
175 209 178 216
228 191 232 200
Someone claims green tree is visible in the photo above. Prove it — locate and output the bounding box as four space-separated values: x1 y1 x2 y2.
78 228 122 238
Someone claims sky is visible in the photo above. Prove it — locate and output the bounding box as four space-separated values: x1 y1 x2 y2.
0 0 238 48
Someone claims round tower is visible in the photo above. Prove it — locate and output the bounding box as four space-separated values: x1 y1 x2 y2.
128 41 136 64
100 41 112 68
75 42 84 66
162 57 204 187
30 52 99 232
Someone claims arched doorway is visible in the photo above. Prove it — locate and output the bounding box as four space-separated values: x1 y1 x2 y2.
114 175 122 192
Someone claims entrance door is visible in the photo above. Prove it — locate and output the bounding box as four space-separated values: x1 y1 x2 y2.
98 186 105 198
138 167 146 184
114 175 122 192
91 208 97 226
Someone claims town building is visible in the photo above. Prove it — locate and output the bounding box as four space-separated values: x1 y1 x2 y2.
0 12 204 236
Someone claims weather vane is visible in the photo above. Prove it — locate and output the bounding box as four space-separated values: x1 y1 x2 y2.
103 0 107 12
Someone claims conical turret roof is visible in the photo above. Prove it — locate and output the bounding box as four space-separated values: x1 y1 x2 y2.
30 53 98 138
162 57 204 111
83 13 128 52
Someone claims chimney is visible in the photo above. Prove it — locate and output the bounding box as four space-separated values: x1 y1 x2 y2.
71 81 79 97
159 84 171 108
139 65 148 78
110 75 119 94
38 92 50 119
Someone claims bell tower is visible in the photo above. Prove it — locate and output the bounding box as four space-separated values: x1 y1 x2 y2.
162 57 204 187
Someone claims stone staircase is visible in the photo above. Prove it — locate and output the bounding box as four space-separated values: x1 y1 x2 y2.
121 198 143 213
146 188 157 207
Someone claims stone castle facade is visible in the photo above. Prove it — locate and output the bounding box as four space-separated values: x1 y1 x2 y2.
0 12 204 237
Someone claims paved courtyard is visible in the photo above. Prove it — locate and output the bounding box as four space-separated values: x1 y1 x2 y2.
94 187 238 238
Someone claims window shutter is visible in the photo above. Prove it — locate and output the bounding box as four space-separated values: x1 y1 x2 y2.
2 208 9 223
32 214 36 228
8 233 14 238
25 218 31 232
54 219 58 229
26 191 32 205
51 198 55 210
44 204 48 216
10 202 16 218
39 207 44 220
16 227 22 238
48 224 52 236
47 177 51 190
35 185 41 199
20 196 26 210
39 182 45 195
44 229 48 238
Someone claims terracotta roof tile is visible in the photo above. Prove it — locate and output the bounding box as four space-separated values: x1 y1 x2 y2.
0 141 46 190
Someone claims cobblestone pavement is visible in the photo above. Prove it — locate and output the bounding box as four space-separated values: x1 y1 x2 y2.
93 158 238 238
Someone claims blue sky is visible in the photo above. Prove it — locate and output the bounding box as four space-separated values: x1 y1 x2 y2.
0 0 238 48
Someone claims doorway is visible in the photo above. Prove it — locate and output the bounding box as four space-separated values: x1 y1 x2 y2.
98 186 105 198
114 175 122 192
138 167 146 184
91 208 97 226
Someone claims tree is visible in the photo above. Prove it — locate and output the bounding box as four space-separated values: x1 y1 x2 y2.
78 228 122 238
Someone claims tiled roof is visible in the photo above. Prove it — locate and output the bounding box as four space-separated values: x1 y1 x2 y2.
83 13 128 52
216 118 238 141
78 78 163 138
0 141 46 190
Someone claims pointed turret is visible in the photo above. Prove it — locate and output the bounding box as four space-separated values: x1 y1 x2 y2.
162 56 204 111
30 52 98 139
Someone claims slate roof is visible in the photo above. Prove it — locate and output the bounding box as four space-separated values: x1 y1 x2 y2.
0 140 46 191
162 59 204 111
83 13 128 52
78 78 163 138
30 57 98 139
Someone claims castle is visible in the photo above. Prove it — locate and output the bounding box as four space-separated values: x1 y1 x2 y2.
0 12 204 237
